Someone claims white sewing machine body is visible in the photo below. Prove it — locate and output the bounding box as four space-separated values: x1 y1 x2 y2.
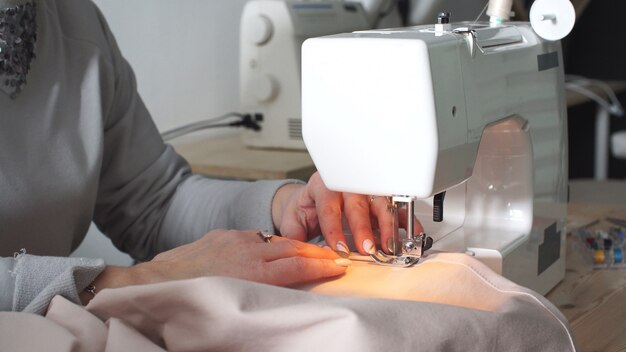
240 0 372 149
302 22 568 295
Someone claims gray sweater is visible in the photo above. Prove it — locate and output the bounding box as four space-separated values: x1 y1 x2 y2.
0 0 294 314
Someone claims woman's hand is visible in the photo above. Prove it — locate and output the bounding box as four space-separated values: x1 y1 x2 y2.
81 229 348 305
272 172 424 256
146 229 347 285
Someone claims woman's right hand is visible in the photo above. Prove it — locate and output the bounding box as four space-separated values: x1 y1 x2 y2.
81 229 348 304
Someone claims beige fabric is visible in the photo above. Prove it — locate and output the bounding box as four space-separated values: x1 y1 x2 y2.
0 253 577 351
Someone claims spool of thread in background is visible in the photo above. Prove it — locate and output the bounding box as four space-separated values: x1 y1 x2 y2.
594 249 606 264
487 0 513 22
614 247 623 264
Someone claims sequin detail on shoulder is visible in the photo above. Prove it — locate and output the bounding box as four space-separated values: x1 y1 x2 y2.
0 1 36 99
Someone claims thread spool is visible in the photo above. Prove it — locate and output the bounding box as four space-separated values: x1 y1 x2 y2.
614 247 623 264
604 238 613 250
487 0 513 21
594 249 606 264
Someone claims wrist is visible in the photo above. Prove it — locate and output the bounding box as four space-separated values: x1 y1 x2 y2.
79 263 155 305
272 183 304 233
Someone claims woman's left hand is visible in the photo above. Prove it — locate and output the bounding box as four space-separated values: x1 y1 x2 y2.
272 172 423 256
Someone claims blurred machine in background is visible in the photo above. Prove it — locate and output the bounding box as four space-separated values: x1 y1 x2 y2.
240 0 487 150
563 0 626 179
240 0 399 150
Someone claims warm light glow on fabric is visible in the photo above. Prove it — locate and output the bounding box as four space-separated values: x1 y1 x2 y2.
303 253 519 312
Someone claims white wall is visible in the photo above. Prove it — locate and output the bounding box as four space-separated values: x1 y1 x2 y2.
73 1 248 265
92 0 249 131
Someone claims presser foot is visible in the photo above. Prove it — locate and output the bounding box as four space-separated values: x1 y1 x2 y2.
370 251 421 267
369 233 434 267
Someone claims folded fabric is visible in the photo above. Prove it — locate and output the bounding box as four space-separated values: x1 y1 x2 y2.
0 253 577 351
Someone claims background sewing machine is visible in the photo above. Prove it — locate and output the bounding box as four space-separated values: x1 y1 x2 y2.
240 0 487 150
302 3 573 294
240 0 372 149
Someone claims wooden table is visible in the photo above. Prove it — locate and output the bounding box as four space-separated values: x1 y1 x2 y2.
546 180 626 352
171 133 315 181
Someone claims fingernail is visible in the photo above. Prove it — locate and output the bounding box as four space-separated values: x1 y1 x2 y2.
334 258 352 267
336 241 349 255
387 237 397 254
363 239 376 255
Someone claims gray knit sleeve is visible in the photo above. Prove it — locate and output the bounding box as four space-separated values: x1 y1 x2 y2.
1 253 104 315
90 6 305 261
0 258 16 311
156 176 304 251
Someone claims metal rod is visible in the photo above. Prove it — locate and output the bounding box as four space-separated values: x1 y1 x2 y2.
595 107 609 180
389 202 399 255
406 198 415 240
540 14 556 21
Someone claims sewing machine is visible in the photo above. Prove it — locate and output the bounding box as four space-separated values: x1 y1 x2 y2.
240 0 370 149
301 15 570 294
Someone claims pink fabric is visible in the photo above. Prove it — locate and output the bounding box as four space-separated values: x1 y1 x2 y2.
0 253 577 351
